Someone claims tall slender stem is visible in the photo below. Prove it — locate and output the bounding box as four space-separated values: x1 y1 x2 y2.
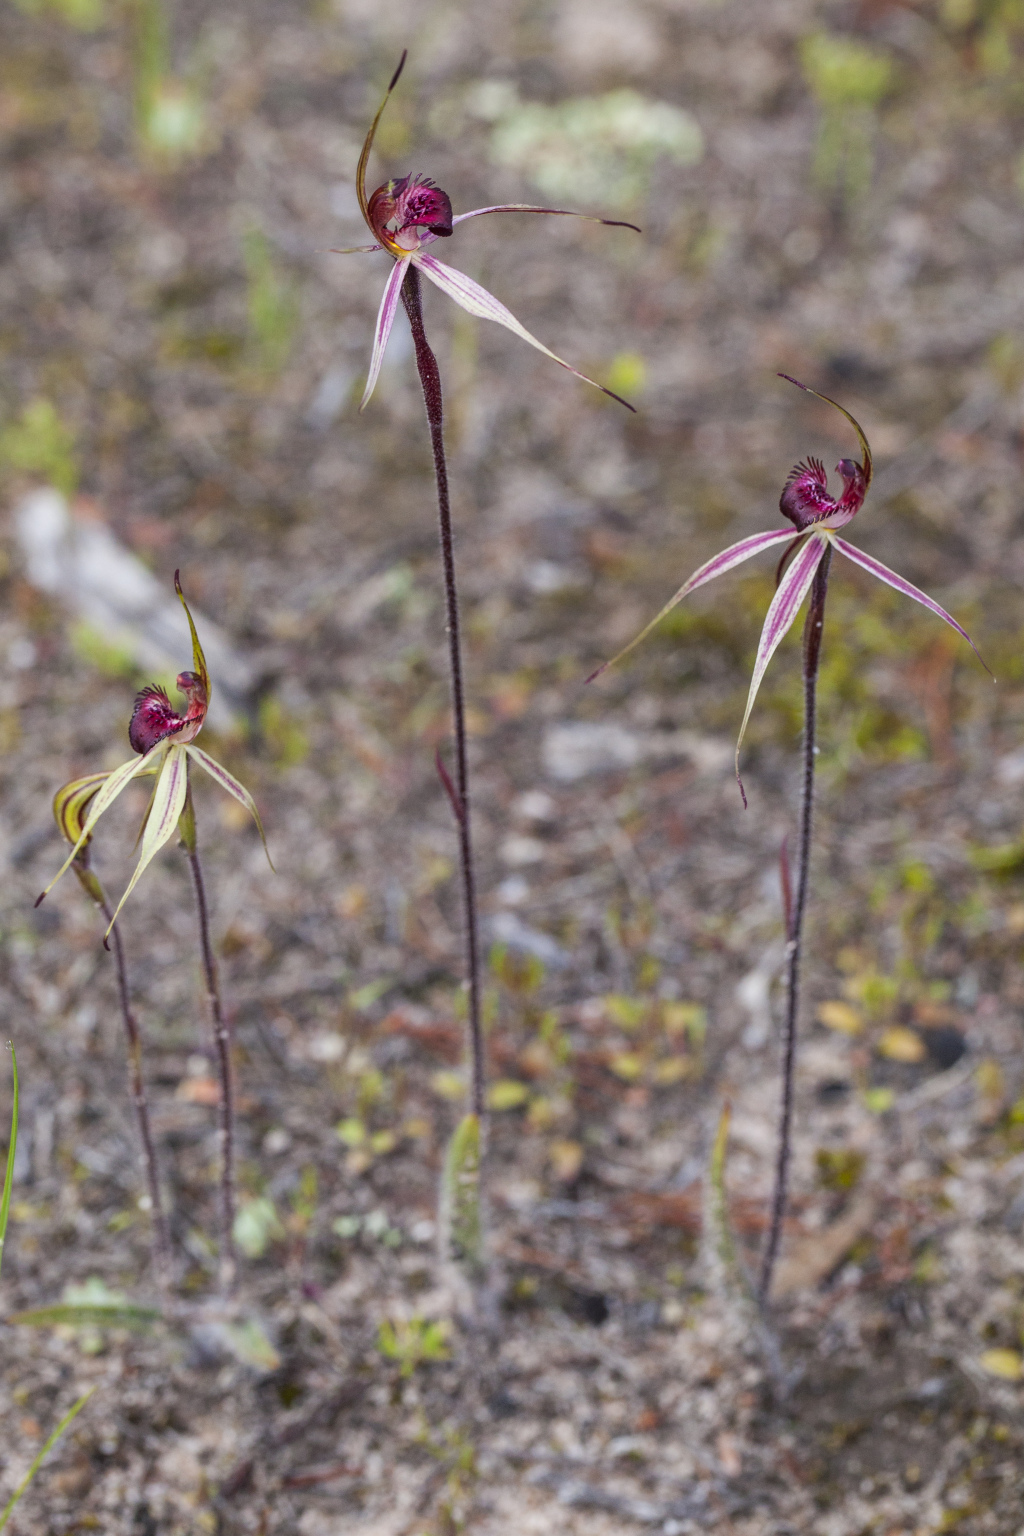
89 878 170 1288
758 546 832 1306
400 264 484 1120
180 778 236 1293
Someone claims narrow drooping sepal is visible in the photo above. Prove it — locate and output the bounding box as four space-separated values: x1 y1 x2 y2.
412 251 635 411
735 531 830 804
186 745 274 868
104 745 190 936
452 204 641 234
832 536 991 674
587 528 797 683
360 253 412 410
37 745 166 906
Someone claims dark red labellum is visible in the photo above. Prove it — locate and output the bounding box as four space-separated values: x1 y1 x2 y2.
367 174 453 247
129 685 184 754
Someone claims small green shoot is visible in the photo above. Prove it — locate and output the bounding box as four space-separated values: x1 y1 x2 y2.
243 229 299 375
377 1316 450 1377
0 400 78 497
439 1113 483 1279
232 1196 284 1260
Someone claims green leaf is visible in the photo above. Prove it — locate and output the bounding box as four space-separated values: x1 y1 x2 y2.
232 1196 284 1260
220 1319 280 1373
486 1079 530 1111
0 1044 18 1284
10 1304 159 1330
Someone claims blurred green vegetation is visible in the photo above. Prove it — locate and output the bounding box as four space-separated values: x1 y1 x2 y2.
11 0 105 28
800 31 895 207
473 83 703 210
243 229 300 376
133 0 208 164
0 399 78 496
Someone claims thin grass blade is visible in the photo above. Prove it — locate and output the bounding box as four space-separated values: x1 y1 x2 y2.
0 1044 19 1284
10 1303 159 1329
0 1387 95 1532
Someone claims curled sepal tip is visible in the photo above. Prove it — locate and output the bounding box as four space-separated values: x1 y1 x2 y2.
37 744 166 909
778 374 872 492
174 570 210 703
357 49 408 231
52 772 111 907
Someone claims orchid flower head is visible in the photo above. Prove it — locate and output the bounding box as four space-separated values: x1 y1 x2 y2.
336 50 641 412
589 374 989 806
38 572 272 937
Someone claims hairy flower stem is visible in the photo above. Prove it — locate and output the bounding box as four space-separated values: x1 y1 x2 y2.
401 264 484 1120
92 883 170 1288
180 779 236 1293
758 545 833 1307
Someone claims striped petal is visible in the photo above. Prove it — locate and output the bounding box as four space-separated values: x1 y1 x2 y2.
411 252 634 411
588 528 797 683
37 746 165 905
104 744 189 936
186 745 274 869
359 255 412 411
735 531 830 804
831 536 991 674
452 205 640 234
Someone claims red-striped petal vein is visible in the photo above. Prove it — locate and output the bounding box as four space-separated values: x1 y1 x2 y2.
831 536 990 674
105 744 189 935
360 255 412 411
186 745 274 868
735 531 830 802
411 252 634 410
588 528 797 683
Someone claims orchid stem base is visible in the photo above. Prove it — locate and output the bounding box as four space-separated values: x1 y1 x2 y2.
182 782 236 1295
758 546 832 1307
401 263 485 1124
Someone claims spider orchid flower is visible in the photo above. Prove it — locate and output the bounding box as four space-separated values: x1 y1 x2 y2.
334 51 640 412
38 573 271 935
590 374 989 802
